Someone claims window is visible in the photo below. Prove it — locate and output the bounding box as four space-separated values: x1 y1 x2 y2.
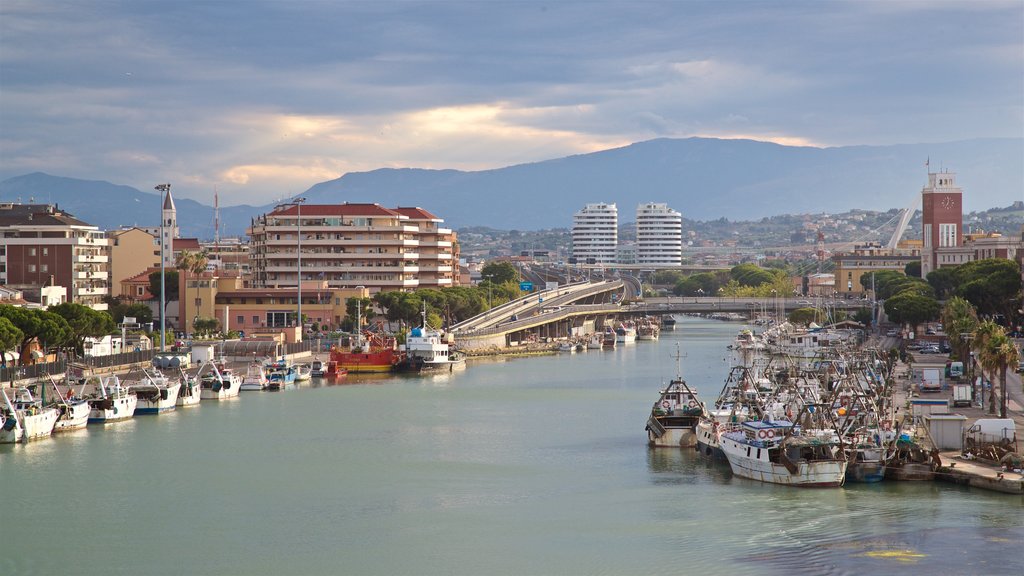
252 316 259 324
237 315 244 325
42 247 48 256
29 248 36 256
28 264 36 273
40 264 48 273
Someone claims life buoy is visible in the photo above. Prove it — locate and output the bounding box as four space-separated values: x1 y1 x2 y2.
660 400 670 409
757 429 768 439
765 429 775 439
688 400 697 408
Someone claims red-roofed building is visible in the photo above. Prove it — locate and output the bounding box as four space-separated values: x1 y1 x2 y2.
247 202 460 293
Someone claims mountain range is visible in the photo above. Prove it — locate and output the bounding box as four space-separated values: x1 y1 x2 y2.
1 137 1020 238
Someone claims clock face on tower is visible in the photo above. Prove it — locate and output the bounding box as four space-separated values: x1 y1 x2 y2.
941 195 954 210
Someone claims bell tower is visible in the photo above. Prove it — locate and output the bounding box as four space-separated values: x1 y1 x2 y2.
920 170 963 277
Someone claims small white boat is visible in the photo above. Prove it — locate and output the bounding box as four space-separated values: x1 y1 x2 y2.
310 358 327 377
51 378 90 432
615 322 637 344
129 370 181 414
176 370 202 407
1 386 60 442
240 362 269 391
587 334 603 350
557 342 576 353
294 364 312 382
88 375 138 423
199 361 242 400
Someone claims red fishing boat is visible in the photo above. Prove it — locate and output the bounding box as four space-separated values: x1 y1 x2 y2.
329 330 401 373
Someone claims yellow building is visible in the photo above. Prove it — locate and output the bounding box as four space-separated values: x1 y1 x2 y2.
179 272 368 338
108 227 159 298
831 242 921 297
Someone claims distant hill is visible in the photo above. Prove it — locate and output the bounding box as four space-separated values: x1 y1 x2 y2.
1 137 1020 236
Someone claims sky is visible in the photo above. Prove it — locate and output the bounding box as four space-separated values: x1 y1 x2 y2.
1 0 1021 207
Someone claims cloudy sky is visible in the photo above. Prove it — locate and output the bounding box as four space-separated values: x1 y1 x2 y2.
1 1 1021 206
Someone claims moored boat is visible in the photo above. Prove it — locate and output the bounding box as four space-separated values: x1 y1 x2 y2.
240 361 269 391
199 362 241 400
294 364 312 381
175 370 202 407
637 317 660 341
4 386 60 441
52 379 90 432
1 389 24 443
310 358 327 377
87 375 138 423
128 370 181 414
720 414 848 488
266 360 297 390
331 331 401 373
661 314 677 329
615 321 637 344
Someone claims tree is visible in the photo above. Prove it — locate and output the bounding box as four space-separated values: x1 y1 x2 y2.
904 260 921 278
941 297 978 365
852 308 873 326
148 270 180 302
109 302 154 325
990 336 1019 419
480 261 519 285
925 267 959 300
192 317 220 337
954 258 1021 321
788 307 822 326
652 270 684 286
884 292 940 332
972 321 1004 414
0 305 72 363
345 297 375 328
730 263 777 287
50 302 116 356
176 250 209 333
0 316 24 357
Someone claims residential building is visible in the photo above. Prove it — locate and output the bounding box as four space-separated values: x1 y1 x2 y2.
248 203 456 294
394 207 459 288
0 203 110 309
108 227 160 298
571 203 618 264
920 170 963 276
635 202 682 266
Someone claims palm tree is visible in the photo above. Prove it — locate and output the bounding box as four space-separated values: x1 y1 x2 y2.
988 335 1020 419
972 321 1003 414
941 296 978 366
176 250 210 336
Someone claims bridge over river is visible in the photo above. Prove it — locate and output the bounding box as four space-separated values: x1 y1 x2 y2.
451 282 870 350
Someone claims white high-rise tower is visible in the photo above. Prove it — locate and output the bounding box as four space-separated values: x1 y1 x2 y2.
571 203 618 264
160 185 178 267
635 202 682 266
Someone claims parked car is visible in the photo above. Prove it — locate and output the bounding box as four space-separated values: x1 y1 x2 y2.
919 346 942 354
925 328 936 335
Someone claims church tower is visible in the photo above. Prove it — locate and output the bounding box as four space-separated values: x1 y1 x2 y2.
161 185 178 267
920 170 963 277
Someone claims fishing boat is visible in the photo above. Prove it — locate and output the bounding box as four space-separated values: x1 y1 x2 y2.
325 360 349 379
52 378 90 432
646 347 705 448
3 386 60 441
294 364 312 382
637 317 660 341
240 361 269 391
602 328 617 349
129 370 181 414
557 341 577 353
87 375 139 423
587 334 603 350
266 360 297 390
199 362 242 400
1 389 24 443
615 321 637 344
661 314 677 329
176 369 202 407
695 365 765 460
719 406 848 488
331 330 401 373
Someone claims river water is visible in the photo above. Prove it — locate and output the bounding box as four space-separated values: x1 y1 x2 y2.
1 317 1020 576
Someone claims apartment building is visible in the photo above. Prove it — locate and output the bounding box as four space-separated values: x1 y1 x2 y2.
571 203 618 264
635 202 682 266
0 203 110 309
248 203 458 294
108 227 160 298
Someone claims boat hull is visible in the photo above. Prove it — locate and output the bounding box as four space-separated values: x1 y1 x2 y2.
134 382 181 414
201 384 240 400
176 386 202 407
647 415 699 448
720 435 847 487
88 395 138 423
20 408 60 440
695 420 728 460
54 402 90 432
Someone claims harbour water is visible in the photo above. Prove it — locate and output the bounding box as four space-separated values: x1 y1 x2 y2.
1 317 1021 575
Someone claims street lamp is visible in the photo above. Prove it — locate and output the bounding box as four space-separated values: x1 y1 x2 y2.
155 183 171 352
276 197 307 334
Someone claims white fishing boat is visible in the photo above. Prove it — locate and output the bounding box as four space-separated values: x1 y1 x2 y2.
587 334 603 350
3 386 60 441
615 321 637 344
129 370 181 414
176 370 202 407
88 375 138 423
557 341 576 353
52 380 90 432
240 361 269 391
646 377 705 448
397 305 466 373
719 412 848 488
199 361 242 400
637 317 660 341
696 365 764 460
1 388 24 443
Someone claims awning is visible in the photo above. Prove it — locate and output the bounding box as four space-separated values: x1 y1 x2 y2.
3 351 20 362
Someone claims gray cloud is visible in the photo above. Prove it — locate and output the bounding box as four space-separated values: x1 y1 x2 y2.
1 0 1020 206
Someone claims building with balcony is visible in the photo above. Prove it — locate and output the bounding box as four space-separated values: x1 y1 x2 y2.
831 242 921 297
248 203 458 294
0 203 110 309
572 203 618 264
394 207 459 288
635 202 682 266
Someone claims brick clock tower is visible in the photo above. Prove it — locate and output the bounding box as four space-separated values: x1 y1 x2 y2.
920 170 963 277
